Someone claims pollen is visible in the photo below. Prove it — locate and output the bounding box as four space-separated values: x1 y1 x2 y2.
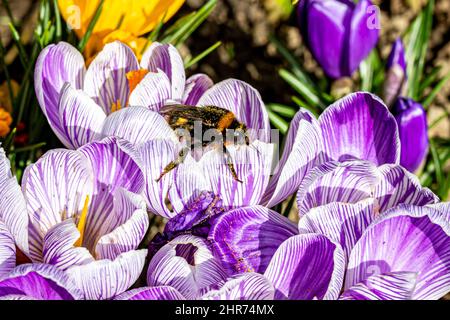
217 112 235 132
74 195 90 247
111 100 122 113
126 69 149 95
175 117 189 125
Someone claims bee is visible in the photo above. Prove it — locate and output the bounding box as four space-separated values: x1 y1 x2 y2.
156 105 250 183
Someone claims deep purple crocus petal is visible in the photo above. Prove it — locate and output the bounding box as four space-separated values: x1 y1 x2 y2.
319 92 400 165
84 41 139 115
183 74 214 105
97 106 177 145
0 264 82 300
298 199 376 261
262 109 324 207
264 234 345 300
392 97 429 172
198 79 271 143
140 42 186 101
42 219 94 270
301 0 351 78
209 206 298 275
58 83 107 149
200 141 273 208
347 0 380 75
296 160 379 217
114 286 186 300
128 70 172 111
0 221 15 278
0 149 30 257
67 249 147 300
386 38 407 71
374 164 438 212
340 272 417 300
202 273 274 300
383 39 408 107
346 205 450 300
147 235 228 300
78 137 144 251
21 149 94 260
34 42 86 147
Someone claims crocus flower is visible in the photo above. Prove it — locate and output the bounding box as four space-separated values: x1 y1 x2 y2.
58 0 185 59
34 40 220 149
392 97 429 173
0 264 83 300
115 235 274 300
0 138 148 300
297 0 379 78
383 38 407 107
209 159 439 276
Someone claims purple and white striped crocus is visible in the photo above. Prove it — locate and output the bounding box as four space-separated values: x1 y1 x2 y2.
115 235 274 300
209 159 450 300
0 264 83 300
34 40 218 149
35 39 273 150
0 138 148 300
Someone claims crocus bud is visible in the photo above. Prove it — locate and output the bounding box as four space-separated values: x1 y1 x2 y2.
392 97 428 172
297 0 379 79
383 38 407 107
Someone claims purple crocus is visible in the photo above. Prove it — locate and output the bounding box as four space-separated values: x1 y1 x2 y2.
383 38 408 106
297 0 379 79
392 97 429 173
210 159 439 277
115 235 274 300
0 138 148 300
0 264 82 300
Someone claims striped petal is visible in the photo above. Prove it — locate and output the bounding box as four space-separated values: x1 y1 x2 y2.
67 249 147 300
42 219 95 270
0 158 30 257
183 74 214 105
22 149 93 259
0 264 82 300
298 199 377 261
198 79 271 143
296 161 380 217
202 273 274 300
374 164 439 212
147 235 228 300
140 43 186 101
114 286 186 300
200 141 274 208
345 205 450 300
209 206 298 274
262 109 324 207
319 92 400 165
78 137 144 251
84 41 139 115
58 83 107 149
0 221 15 279
95 208 149 260
340 272 417 300
264 234 345 300
34 42 86 147
97 106 176 145
128 70 172 111
137 139 177 218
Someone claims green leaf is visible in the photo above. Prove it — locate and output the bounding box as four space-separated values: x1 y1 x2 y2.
404 0 434 100
422 71 450 108
266 103 296 118
267 109 289 134
52 0 62 41
279 69 325 109
184 41 221 69
78 0 105 52
419 66 441 93
291 96 320 117
8 23 29 68
359 49 381 92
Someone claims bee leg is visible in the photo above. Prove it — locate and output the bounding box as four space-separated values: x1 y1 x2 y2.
156 147 190 182
223 146 243 183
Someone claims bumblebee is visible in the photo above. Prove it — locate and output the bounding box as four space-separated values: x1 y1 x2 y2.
156 105 249 183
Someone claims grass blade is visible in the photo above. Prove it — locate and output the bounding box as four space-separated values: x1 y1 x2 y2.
78 0 105 52
184 41 221 69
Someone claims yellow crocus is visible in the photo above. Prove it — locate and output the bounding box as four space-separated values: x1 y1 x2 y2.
58 0 185 59
0 80 18 137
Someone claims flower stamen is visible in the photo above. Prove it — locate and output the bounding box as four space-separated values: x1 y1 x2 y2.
74 195 90 247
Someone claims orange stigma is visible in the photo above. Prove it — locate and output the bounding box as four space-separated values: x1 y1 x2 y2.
126 69 149 95
74 196 90 247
